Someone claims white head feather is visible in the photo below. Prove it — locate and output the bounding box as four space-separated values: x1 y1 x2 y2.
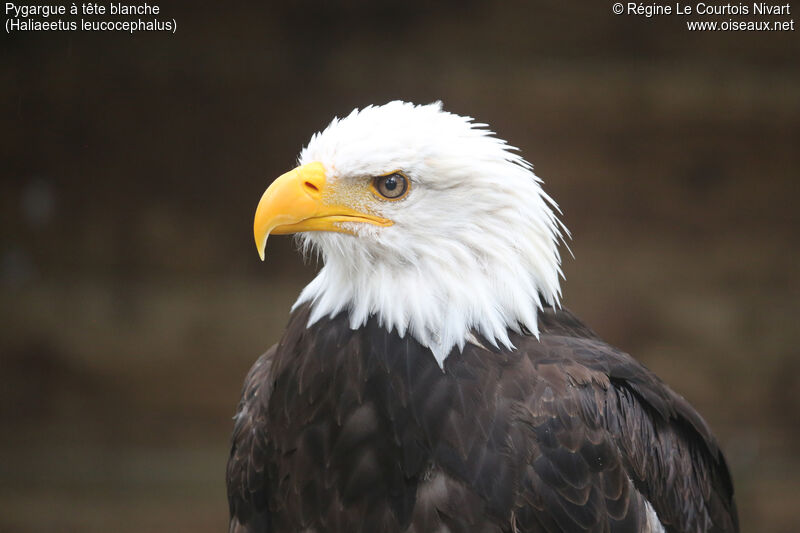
293 101 567 367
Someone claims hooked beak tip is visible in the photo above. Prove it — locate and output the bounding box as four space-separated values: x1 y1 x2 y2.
255 233 267 261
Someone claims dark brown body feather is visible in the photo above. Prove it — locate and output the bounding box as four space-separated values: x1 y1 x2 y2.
227 303 738 533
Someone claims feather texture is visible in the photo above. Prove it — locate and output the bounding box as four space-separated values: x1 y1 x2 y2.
226 303 738 533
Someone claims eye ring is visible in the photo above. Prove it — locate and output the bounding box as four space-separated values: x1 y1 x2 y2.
371 171 410 201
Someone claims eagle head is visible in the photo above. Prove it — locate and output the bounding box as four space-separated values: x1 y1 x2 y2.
254 101 566 366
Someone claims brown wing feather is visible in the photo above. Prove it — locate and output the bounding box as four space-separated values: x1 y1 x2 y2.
513 306 739 532
227 345 276 533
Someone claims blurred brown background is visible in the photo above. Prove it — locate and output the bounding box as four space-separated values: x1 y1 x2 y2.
1 1 798 532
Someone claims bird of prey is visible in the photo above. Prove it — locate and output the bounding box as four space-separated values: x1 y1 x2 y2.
226 101 738 533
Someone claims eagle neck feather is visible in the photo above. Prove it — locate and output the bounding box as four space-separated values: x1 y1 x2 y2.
293 211 565 367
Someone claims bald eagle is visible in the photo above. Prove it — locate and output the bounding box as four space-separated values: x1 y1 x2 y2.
227 102 738 533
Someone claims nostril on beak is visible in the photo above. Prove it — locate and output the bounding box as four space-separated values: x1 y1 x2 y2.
304 181 320 194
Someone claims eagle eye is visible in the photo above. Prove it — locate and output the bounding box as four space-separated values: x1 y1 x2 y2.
372 172 409 201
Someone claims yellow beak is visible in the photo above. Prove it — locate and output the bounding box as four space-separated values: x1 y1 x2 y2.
253 162 392 260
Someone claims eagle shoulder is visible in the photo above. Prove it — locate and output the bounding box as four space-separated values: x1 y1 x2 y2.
227 345 276 533
504 307 738 532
